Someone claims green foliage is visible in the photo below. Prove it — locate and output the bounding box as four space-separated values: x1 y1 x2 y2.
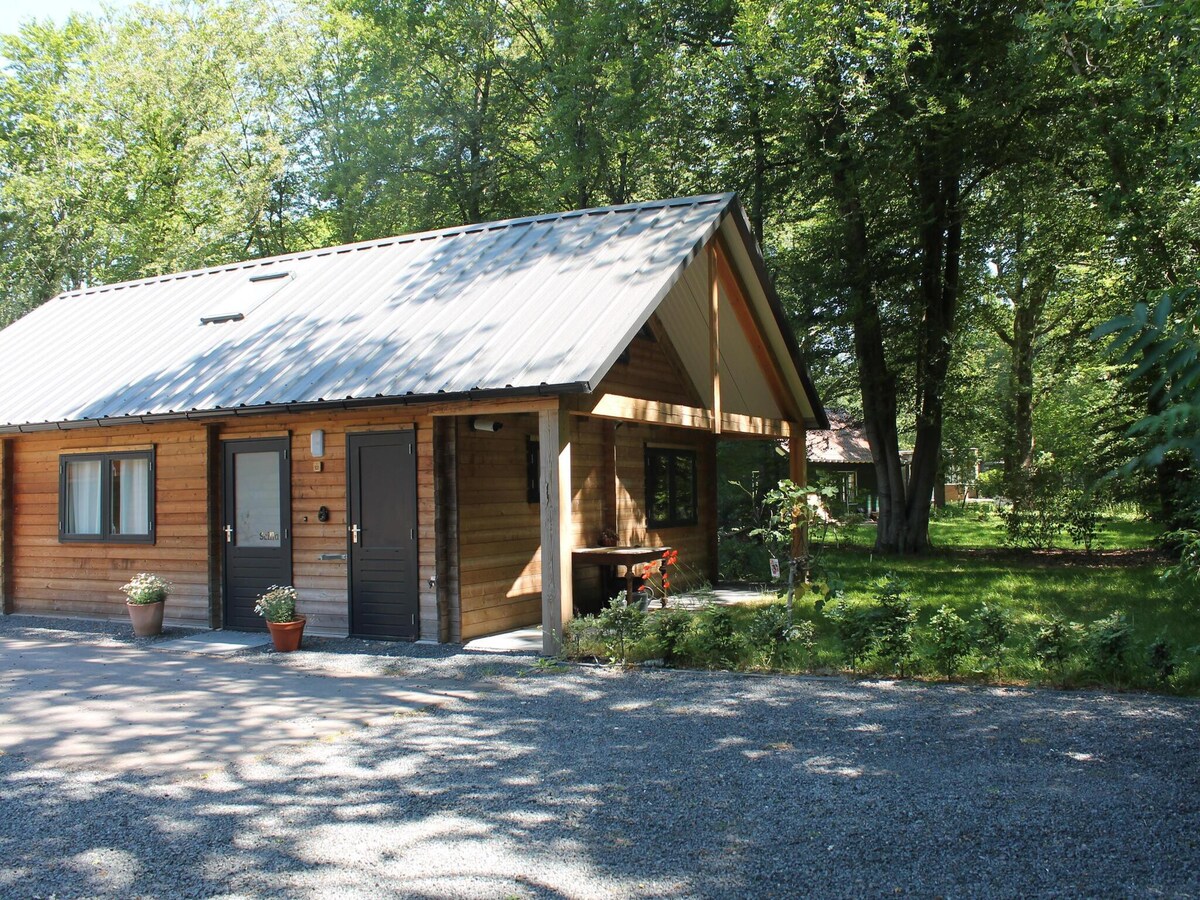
564 613 602 658
1161 529 1200 587
595 596 647 664
1033 618 1080 685
119 572 172 605
1146 636 1177 687
1064 499 1104 554
688 605 745 669
254 584 298 623
1001 461 1067 550
645 608 692 665
746 603 802 668
790 619 817 672
1096 290 1200 472
824 599 873 672
869 575 916 676
559 511 1197 694
747 479 838 562
928 606 971 679
973 603 1010 675
1084 612 1135 684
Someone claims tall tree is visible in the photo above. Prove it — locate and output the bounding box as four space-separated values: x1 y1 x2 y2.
0 17 102 323
744 0 1056 552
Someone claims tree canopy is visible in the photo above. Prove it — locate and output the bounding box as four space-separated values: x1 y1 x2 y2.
1 0 1196 550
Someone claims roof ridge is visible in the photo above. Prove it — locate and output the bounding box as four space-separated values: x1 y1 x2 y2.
57 193 736 301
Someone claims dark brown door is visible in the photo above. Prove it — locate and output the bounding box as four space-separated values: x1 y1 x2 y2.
222 438 292 630
347 431 419 639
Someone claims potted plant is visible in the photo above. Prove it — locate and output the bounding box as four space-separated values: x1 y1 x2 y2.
120 573 172 637
255 585 305 652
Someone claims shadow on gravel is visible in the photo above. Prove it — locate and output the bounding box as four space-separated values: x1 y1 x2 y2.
1 633 1199 897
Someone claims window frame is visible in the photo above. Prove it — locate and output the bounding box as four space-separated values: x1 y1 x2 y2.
58 448 156 544
645 446 698 528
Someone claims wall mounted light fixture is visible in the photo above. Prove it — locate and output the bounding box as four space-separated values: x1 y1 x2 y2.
471 418 504 433
310 429 325 457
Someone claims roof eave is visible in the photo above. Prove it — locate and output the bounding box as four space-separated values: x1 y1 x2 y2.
0 381 592 434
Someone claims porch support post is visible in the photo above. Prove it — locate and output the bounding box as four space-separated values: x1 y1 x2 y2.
705 432 720 584
205 424 222 630
789 423 808 563
539 402 573 655
1 438 13 616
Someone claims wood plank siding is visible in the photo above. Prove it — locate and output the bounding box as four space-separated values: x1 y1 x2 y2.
455 414 543 640
6 407 439 638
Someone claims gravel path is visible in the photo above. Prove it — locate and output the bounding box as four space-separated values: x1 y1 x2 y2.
1 614 1198 898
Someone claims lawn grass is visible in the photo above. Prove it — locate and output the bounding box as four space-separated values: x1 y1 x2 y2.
833 503 1163 552
692 504 1200 693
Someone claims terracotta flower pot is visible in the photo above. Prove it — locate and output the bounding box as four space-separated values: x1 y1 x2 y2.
127 600 165 637
266 616 306 652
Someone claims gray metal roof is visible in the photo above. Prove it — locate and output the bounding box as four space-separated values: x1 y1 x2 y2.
0 193 822 431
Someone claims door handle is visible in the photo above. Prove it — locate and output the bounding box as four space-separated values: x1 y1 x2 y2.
350 524 360 544
224 525 233 543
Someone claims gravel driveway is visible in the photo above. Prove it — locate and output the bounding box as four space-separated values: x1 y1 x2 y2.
1 615 1198 899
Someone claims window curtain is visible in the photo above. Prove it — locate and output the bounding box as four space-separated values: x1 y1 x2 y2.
66 460 102 534
113 457 150 535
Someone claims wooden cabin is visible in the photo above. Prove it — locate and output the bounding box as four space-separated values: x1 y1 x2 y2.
806 411 910 518
0 194 825 652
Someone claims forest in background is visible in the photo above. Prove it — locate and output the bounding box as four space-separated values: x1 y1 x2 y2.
1 0 1197 553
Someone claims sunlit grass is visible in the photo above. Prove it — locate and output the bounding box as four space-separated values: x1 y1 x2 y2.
834 503 1163 552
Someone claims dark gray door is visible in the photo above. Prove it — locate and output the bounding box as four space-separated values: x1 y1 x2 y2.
222 438 292 630
347 431 419 639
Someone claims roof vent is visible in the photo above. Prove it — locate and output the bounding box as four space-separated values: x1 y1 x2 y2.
200 313 245 326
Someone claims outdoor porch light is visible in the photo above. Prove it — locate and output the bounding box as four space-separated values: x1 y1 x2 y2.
310 429 325 457
471 418 503 433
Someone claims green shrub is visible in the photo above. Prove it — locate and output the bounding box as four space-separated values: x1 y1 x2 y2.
1001 462 1066 550
565 614 603 658
791 619 817 671
596 596 647 663
746 603 802 668
1147 635 1177 686
1033 617 1080 685
1084 612 1135 684
825 599 873 671
870 574 917 675
973 603 1010 675
646 608 693 665
1065 499 1105 553
928 605 971 678
689 605 745 668
1161 528 1200 587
